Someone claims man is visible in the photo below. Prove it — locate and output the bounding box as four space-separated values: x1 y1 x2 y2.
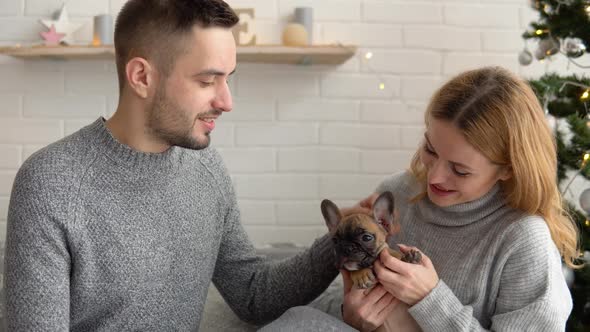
3 1 340 330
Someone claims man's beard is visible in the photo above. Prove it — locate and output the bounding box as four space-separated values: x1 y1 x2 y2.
147 86 215 151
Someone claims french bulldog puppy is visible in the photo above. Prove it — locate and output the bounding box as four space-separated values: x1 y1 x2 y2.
321 191 422 289
322 191 423 332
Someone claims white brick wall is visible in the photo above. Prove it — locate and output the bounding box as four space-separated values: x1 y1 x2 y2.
0 0 588 247
25 0 108 16
0 198 9 221
0 171 17 196
0 145 20 169
0 1 22 16
363 1 442 24
278 148 360 172
234 174 319 199
0 94 22 117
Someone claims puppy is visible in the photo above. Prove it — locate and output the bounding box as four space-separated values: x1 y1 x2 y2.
322 191 423 332
321 191 421 289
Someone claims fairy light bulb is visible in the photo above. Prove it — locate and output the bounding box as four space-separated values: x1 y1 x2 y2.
365 51 373 60
535 29 544 35
379 83 385 90
582 153 590 168
543 4 551 14
581 90 590 101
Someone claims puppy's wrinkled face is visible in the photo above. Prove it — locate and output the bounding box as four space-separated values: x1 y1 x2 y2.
331 214 386 270
321 192 395 271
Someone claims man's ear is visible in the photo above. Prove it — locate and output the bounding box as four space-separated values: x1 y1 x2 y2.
373 191 395 230
125 57 154 99
321 199 342 233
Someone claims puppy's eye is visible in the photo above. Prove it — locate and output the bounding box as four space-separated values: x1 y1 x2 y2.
361 234 374 242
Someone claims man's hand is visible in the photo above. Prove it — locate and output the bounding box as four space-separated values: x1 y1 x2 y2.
341 269 400 332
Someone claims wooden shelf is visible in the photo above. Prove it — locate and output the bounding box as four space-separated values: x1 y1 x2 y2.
237 45 356 65
0 44 357 65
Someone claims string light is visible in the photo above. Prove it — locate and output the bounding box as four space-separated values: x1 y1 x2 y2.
581 90 590 101
363 50 386 91
580 152 589 169
586 220 590 227
543 4 553 14
562 152 590 195
535 29 544 35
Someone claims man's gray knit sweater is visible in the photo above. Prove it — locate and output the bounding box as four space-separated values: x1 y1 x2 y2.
4 118 338 331
377 172 572 331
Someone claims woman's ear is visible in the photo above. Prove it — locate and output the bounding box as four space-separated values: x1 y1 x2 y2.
498 166 512 181
125 57 154 98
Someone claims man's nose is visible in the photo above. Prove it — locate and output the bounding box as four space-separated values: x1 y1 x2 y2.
212 81 232 113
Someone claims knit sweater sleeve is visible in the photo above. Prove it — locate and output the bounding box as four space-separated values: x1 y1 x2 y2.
4 154 72 331
407 216 572 332
206 150 339 326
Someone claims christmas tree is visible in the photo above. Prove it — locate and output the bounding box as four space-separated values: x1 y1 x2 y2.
520 1 590 331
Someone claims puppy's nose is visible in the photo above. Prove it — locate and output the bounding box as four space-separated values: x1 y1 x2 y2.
341 245 353 255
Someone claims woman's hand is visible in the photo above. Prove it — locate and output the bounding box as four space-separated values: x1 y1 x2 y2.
374 245 439 306
341 269 400 332
339 193 380 218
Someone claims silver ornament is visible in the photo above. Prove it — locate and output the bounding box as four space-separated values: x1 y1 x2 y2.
534 46 546 60
580 188 590 214
518 49 533 66
545 114 557 131
538 38 560 57
562 263 574 288
562 37 586 58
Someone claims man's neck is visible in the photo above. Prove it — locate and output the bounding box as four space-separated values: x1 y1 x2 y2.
106 102 171 154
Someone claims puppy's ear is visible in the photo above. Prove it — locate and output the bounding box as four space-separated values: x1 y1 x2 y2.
373 191 395 229
321 199 342 233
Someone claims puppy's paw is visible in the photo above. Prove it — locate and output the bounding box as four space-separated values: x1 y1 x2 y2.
351 268 376 289
401 250 422 264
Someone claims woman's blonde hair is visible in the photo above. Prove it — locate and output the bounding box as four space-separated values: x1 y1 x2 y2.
409 66 580 268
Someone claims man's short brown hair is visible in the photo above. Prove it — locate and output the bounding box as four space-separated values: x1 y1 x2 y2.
114 0 239 92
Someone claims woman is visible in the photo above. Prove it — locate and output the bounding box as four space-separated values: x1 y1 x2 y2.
340 66 578 331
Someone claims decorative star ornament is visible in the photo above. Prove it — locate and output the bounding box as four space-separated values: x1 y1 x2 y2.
40 24 66 46
40 4 82 45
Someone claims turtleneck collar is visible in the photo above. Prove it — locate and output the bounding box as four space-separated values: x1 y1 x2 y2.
416 184 507 227
81 117 188 174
